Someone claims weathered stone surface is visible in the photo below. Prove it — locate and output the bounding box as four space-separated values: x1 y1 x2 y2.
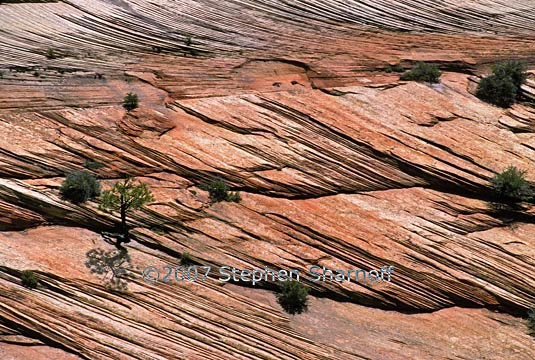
0 1 535 359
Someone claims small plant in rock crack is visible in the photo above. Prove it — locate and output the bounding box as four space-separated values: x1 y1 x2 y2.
180 252 193 266
21 270 38 290
400 62 441 83
276 280 309 315
384 64 404 73
199 178 241 203
122 92 138 111
84 159 105 171
490 165 532 204
45 48 58 60
60 170 101 204
85 248 132 292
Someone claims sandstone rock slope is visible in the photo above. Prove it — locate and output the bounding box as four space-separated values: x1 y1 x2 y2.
0 1 534 359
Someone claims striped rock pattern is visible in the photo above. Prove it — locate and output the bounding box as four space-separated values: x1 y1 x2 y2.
0 1 535 359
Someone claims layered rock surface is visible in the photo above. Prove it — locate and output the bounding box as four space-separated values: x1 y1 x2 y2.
0 1 535 359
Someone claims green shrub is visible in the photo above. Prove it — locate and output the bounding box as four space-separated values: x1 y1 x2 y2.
201 178 241 203
122 92 138 111
400 62 441 83
60 170 101 204
476 60 528 108
45 48 57 60
490 166 531 203
492 61 528 90
528 307 535 335
385 64 404 73
476 75 517 108
21 270 38 289
84 159 104 170
276 281 309 315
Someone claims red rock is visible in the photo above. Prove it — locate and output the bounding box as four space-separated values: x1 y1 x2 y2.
1 1 535 359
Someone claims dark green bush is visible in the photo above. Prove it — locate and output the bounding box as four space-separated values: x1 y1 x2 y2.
490 166 531 203
84 159 104 170
492 61 528 90
400 62 441 83
476 61 528 108
60 170 101 204
476 75 517 108
201 178 241 203
276 281 309 315
385 64 404 73
21 270 38 289
122 92 138 111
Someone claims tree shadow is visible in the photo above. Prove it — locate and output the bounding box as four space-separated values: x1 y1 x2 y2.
85 248 133 292
100 231 130 250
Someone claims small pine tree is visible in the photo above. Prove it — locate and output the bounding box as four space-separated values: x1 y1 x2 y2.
400 62 441 83
490 166 531 203
122 92 138 111
276 281 309 315
99 178 154 246
60 170 101 204
21 270 38 289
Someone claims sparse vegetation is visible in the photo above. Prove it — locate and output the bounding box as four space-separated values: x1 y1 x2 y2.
400 62 441 83
45 48 57 60
21 270 38 289
200 178 241 203
33 71 39 77
60 170 101 204
385 64 404 73
490 166 531 203
99 178 154 247
180 252 193 266
122 92 138 111
476 74 518 108
276 280 309 315
492 61 528 91
85 248 131 291
84 159 105 170
476 60 528 108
